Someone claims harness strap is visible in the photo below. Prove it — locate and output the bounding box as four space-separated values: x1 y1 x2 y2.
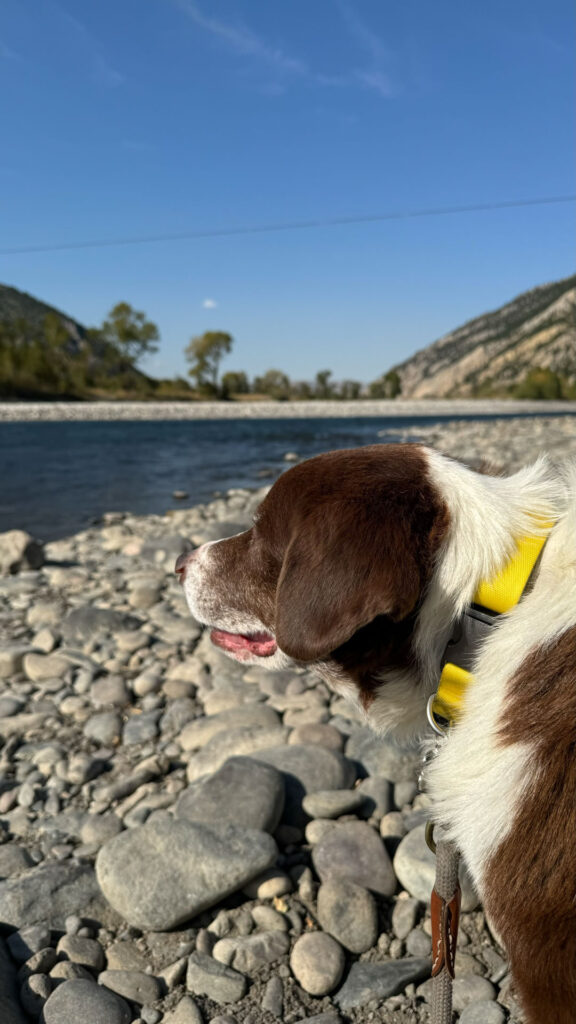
427 521 554 1023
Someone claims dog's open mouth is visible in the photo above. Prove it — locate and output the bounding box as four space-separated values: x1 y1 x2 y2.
210 629 278 659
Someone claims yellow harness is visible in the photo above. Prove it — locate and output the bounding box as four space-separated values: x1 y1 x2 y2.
428 524 552 730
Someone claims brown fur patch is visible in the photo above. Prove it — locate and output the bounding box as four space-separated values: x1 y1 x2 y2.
484 625 576 1024
202 443 449 705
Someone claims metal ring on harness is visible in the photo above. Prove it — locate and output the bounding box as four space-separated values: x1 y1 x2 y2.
426 694 450 736
425 820 437 854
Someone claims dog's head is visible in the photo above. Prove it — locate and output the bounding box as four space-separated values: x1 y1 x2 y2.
177 444 449 708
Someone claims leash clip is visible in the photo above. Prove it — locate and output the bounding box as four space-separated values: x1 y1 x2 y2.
426 694 450 735
431 883 461 979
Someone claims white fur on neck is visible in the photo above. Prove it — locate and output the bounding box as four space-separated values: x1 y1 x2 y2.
421 450 574 895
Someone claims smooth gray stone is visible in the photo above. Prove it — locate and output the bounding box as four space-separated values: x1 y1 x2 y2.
186 951 247 1003
96 817 277 930
345 728 421 783
316 880 378 953
122 710 160 745
355 776 393 818
393 824 479 911
458 1001 505 1024
83 711 123 746
56 934 105 971
89 675 130 707
391 897 420 940
7 925 51 963
212 931 289 974
0 862 104 929
452 975 497 1011
405 927 431 957
176 757 285 833
261 976 284 1017
301 789 367 819
185 727 290 784
41 978 131 1024
335 958 431 1009
160 697 197 736
0 938 27 1024
0 530 43 575
179 705 281 751
61 606 141 643
80 813 123 846
252 745 356 827
312 821 396 897
290 933 345 996
163 995 205 1024
0 696 25 716
0 844 34 877
98 969 162 1005
21 972 52 1016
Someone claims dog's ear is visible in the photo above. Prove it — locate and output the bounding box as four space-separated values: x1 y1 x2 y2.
274 502 429 662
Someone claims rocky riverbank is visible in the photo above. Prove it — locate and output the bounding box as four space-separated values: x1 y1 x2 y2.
1 417 574 1024
2 399 576 421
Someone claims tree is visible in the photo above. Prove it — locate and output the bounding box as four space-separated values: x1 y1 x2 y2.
185 331 233 395
314 369 334 399
291 380 313 400
253 368 291 400
369 370 402 399
99 302 159 366
339 379 362 400
220 370 250 398
515 367 564 400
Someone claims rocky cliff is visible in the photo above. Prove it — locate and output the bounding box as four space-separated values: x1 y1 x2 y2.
391 274 576 398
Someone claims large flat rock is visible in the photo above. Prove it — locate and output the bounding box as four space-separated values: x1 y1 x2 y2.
96 816 278 930
176 756 285 833
0 862 105 930
335 958 431 1009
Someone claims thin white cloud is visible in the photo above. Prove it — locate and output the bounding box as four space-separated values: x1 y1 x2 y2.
337 0 397 97
48 1 125 88
355 69 394 99
337 0 391 63
203 298 218 309
175 0 396 99
176 0 307 77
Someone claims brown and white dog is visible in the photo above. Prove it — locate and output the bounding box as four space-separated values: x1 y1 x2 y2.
176 443 576 1024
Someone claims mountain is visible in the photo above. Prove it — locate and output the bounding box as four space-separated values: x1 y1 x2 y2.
0 283 159 399
0 283 87 350
391 274 576 398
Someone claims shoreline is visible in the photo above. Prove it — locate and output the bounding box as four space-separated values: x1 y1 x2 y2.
2 398 576 422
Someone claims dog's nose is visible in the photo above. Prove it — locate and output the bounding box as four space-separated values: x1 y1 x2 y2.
175 550 195 582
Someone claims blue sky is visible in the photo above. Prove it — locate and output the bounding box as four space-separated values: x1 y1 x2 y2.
1 0 574 384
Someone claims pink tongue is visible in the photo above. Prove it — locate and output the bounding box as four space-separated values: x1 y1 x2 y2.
210 629 277 659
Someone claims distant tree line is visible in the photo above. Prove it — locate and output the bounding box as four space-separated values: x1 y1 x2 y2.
184 330 402 400
3 300 573 402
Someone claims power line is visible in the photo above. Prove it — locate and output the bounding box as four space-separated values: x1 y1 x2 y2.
1 194 574 256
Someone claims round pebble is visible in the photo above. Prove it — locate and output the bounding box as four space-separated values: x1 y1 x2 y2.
453 974 497 1011
290 932 345 995
41 978 131 1024
458 1001 506 1024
